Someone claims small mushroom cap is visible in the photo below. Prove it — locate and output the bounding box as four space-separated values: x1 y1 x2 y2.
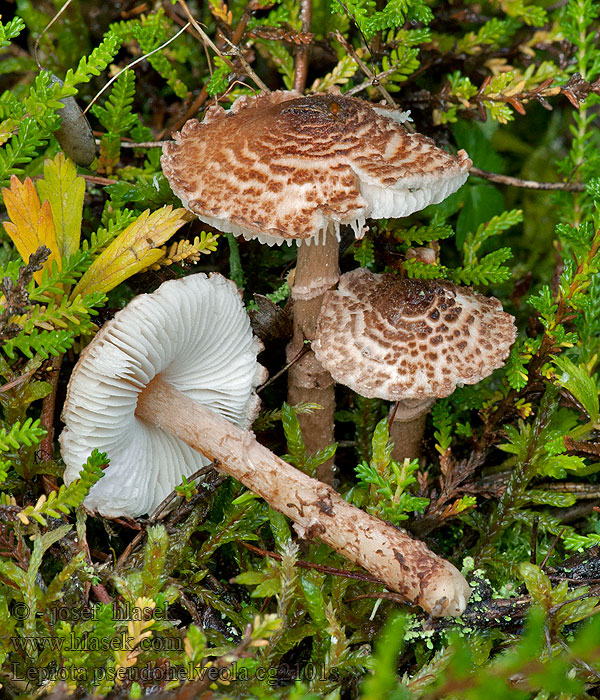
313 268 516 401
161 91 472 246
60 273 267 518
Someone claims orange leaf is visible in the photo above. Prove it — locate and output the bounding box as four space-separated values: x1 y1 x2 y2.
2 175 61 284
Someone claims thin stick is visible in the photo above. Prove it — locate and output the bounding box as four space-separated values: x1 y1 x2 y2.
34 0 74 69
557 637 600 682
115 529 146 570
345 65 406 96
470 166 586 192
530 517 539 564
38 355 63 461
238 540 382 584
0 371 35 394
83 175 117 186
177 0 269 92
148 464 217 521
222 35 271 92
119 140 170 148
293 0 312 92
540 527 566 569
164 1 214 80
77 521 113 604
256 345 311 393
83 23 191 116
333 30 397 108
231 3 254 45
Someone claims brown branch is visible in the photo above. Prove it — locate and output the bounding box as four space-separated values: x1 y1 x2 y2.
177 0 269 92
470 166 586 192
82 174 117 186
332 30 397 108
38 355 63 462
293 0 312 92
238 540 384 585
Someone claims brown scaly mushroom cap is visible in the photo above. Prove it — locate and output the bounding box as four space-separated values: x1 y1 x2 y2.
313 268 517 402
161 91 472 246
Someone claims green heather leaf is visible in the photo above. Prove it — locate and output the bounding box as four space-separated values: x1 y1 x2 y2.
361 613 409 700
553 354 599 424
518 562 552 609
526 489 576 507
300 575 327 628
269 509 292 550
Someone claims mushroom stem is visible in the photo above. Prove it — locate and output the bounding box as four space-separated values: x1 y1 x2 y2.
390 412 428 463
136 375 470 617
287 229 340 483
389 399 433 463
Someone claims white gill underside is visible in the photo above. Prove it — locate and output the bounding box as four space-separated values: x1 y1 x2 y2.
60 273 265 518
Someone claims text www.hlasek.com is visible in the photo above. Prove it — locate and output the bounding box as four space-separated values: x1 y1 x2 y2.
11 633 182 653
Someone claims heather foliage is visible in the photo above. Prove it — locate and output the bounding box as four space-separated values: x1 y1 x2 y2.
1 0 600 698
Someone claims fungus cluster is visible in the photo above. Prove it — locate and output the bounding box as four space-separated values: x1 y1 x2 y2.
161 91 472 474
60 272 471 617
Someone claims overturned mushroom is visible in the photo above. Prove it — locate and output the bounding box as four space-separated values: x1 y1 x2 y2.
313 268 517 461
161 91 472 479
60 271 470 617
61 273 265 517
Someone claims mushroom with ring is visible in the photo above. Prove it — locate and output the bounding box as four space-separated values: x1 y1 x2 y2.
60 271 471 617
160 91 472 481
313 268 518 462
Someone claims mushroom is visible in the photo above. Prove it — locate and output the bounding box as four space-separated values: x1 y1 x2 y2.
60 273 266 517
313 268 517 461
60 271 471 617
161 91 472 478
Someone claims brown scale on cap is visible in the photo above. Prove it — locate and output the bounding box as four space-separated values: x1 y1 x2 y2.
161 91 472 245
313 268 517 401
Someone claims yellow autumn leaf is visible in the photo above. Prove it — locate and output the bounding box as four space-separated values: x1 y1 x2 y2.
36 153 85 262
2 175 61 284
71 206 189 299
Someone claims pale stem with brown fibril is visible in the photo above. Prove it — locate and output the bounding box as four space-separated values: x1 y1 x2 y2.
135 375 471 617
389 399 433 463
287 230 339 483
